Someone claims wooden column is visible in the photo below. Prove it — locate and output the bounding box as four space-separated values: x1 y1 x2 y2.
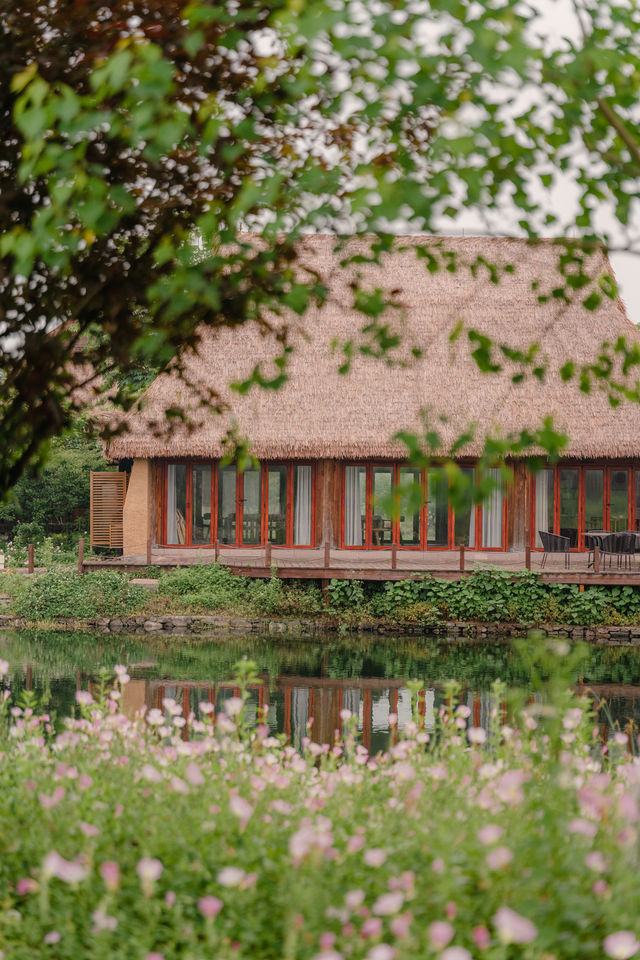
525 545 531 570
391 543 397 570
459 544 465 571
265 541 272 567
146 538 152 565
594 545 600 573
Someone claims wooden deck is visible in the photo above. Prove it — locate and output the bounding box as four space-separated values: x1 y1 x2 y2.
82 546 640 585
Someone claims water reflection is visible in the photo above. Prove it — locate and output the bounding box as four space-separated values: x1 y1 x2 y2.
5 630 640 750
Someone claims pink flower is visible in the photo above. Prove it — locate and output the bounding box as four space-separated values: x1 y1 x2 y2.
43 932 61 944
473 926 491 949
79 821 100 838
390 912 412 939
320 933 336 950
145 954 164 960
0 659 8 677
100 861 120 892
347 835 365 853
373 892 403 916
568 818 597 838
346 890 365 911
217 867 245 888
225 697 244 717
367 946 395 960
441 949 471 960
364 849 387 867
429 922 455 949
16 878 37 895
165 891 176 908
198 896 223 919
593 880 609 895
604 933 640 960
39 787 65 809
42 851 87 885
468 727 487 744
137 858 163 895
229 794 254 827
486 846 513 870
445 903 457 921
75 690 93 706
477 824 502 845
185 762 204 786
493 906 538 945
585 851 609 873
361 917 383 938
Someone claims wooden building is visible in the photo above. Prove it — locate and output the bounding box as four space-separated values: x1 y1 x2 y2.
104 236 640 563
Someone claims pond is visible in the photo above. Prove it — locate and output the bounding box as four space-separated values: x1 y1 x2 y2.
3 629 640 751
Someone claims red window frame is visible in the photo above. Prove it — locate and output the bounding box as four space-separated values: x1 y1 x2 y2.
162 461 316 548
340 462 508 551
529 462 640 551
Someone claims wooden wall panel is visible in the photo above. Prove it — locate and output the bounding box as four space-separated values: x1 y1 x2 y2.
90 472 127 548
509 460 529 550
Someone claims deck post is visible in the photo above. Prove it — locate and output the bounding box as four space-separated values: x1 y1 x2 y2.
265 541 271 568
459 544 465 572
77 537 84 574
525 545 531 571
391 543 397 570
594 545 600 573
324 541 330 571
146 538 152 566
27 542 34 575
215 539 220 561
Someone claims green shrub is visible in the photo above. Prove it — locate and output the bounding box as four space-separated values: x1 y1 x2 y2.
14 569 146 620
159 561 250 611
13 520 46 547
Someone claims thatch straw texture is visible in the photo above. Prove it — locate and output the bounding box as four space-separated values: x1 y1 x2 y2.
106 236 640 461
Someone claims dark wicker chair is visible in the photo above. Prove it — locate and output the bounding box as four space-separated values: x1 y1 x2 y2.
585 531 607 569
538 531 571 569
601 532 636 569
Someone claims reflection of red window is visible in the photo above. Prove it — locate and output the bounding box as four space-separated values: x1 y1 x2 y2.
162 461 315 548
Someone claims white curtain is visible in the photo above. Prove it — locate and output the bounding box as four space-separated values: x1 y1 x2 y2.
468 500 476 549
294 465 312 545
292 687 309 751
482 468 503 548
345 467 364 546
167 464 178 543
535 470 552 547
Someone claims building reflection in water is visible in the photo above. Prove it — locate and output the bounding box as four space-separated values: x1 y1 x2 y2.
113 676 521 753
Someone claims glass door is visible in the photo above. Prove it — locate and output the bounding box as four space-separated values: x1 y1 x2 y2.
398 467 422 547
609 470 629 532
559 469 579 547
584 469 604 533
268 465 287 544
344 466 367 546
371 467 393 547
217 465 237 545
427 468 448 547
454 466 476 548
241 468 262 544
534 469 554 547
191 465 212 545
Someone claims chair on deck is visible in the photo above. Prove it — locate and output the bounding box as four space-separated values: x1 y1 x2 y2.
538 531 571 569
601 532 636 570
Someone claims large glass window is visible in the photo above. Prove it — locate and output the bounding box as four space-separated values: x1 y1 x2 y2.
610 470 629 532
167 464 187 544
454 467 476 548
427 468 448 547
398 467 422 546
371 467 393 546
585 469 604 532
481 468 503 549
559 469 579 547
191 465 212 545
242 468 262 545
344 466 367 546
534 469 554 547
293 465 313 545
268 465 287 545
217 465 237 545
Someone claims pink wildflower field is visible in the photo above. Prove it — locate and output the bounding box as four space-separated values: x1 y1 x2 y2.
0 652 639 959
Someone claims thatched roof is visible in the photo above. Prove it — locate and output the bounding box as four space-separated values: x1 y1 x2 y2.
106 236 640 461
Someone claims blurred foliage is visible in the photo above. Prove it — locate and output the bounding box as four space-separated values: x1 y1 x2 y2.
2 0 640 496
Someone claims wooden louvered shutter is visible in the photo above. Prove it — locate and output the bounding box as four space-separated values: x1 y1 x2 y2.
90 472 128 548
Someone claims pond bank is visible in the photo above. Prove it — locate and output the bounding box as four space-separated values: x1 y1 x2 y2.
2 611 640 643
